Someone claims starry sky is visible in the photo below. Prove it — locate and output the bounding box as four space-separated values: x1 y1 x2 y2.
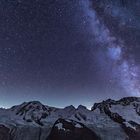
0 0 140 108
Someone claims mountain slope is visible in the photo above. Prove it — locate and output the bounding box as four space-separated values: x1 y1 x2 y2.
0 97 140 140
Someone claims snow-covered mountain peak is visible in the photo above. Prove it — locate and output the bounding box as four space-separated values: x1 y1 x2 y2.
90 97 140 139
77 105 87 110
64 105 75 110
91 97 140 111
117 97 140 105
0 97 140 139
10 101 53 125
12 101 49 114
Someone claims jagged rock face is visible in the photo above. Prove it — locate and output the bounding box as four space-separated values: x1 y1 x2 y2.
92 97 140 140
10 126 50 140
122 121 140 140
47 119 100 140
11 101 53 126
0 125 11 140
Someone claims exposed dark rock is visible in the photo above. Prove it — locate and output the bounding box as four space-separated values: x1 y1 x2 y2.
0 97 140 140
91 97 140 140
47 119 100 140
122 121 140 140
0 125 11 140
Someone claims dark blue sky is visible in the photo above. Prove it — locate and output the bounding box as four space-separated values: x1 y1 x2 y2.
0 0 139 108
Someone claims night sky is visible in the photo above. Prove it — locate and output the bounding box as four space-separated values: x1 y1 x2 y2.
0 0 140 108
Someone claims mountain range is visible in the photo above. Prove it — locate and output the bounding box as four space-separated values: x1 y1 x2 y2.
0 97 140 140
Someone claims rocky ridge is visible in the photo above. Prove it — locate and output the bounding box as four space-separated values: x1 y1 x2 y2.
0 97 140 139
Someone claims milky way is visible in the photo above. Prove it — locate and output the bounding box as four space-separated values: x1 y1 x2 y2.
82 0 140 96
0 0 139 108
